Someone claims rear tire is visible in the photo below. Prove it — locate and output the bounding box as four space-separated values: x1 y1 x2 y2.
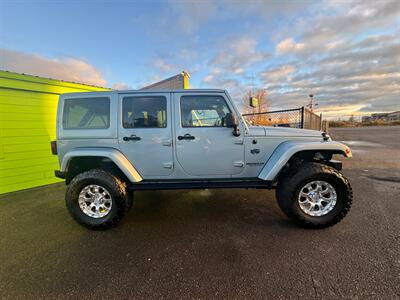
65 169 132 230
276 162 352 228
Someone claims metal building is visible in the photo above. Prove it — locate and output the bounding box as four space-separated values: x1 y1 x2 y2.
0 71 109 194
141 71 190 90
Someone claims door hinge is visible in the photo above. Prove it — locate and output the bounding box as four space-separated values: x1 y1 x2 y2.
163 162 173 169
162 139 172 146
233 161 244 167
234 139 244 145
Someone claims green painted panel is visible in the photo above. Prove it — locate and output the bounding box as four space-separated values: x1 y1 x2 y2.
0 70 109 194
0 113 57 121
0 156 60 170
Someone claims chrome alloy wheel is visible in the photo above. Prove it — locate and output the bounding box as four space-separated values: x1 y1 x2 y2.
78 185 112 218
298 180 337 217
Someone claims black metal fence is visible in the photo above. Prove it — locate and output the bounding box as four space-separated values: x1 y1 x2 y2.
243 107 323 131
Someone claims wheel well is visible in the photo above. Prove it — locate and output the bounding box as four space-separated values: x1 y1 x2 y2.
289 150 336 164
65 156 129 184
276 150 344 183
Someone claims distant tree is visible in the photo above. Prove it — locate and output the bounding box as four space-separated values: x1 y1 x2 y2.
349 114 355 123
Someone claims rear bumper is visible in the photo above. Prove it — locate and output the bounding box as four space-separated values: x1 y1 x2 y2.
54 170 66 179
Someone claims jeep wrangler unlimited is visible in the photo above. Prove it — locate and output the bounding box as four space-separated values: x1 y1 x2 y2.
52 89 352 230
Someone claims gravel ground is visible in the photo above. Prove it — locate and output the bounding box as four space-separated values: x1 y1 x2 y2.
1 126 399 299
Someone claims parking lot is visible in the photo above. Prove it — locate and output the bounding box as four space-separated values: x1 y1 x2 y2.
1 126 399 299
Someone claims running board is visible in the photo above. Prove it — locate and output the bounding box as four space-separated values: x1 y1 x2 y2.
128 179 273 190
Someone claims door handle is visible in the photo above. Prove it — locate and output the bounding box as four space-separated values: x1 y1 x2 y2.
123 135 141 141
178 133 195 140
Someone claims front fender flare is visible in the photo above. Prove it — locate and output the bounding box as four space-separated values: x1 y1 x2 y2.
258 141 351 181
60 147 143 182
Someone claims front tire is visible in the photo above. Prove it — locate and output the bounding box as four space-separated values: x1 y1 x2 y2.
65 169 132 230
276 162 352 228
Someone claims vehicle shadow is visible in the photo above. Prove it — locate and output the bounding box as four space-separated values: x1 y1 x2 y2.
125 189 291 229
2 187 298 298
58 189 297 297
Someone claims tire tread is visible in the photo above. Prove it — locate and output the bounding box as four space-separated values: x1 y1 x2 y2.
66 169 132 230
276 162 353 228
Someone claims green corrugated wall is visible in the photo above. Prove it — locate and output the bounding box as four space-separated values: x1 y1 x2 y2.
0 70 109 194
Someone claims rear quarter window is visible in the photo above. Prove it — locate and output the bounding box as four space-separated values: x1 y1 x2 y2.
63 97 110 129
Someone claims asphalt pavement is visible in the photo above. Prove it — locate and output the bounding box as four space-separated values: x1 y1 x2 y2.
1 125 399 299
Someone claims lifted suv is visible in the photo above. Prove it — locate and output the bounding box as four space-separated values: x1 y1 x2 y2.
53 89 352 230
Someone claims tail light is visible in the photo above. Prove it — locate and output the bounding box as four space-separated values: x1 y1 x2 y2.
51 141 57 155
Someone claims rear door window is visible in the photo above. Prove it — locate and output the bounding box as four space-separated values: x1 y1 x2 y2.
122 96 167 128
63 97 110 129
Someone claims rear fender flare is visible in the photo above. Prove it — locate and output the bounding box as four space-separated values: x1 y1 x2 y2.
61 147 143 182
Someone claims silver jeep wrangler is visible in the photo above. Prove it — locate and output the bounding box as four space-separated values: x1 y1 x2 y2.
52 89 352 230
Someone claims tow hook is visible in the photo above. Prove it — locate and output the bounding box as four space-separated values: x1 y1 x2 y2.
322 132 329 141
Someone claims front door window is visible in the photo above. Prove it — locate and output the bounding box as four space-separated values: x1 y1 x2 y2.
180 95 231 127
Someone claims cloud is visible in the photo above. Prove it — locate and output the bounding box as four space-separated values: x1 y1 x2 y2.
284 1 400 58
261 33 400 117
209 36 269 73
171 1 218 34
178 48 198 61
201 68 222 84
200 36 269 99
151 1 400 118
261 65 296 83
322 1 400 35
151 57 176 72
276 38 304 55
5 0 392 119
163 0 313 37
0 48 107 86
251 0 400 118
316 103 367 118
223 0 312 18
112 82 132 90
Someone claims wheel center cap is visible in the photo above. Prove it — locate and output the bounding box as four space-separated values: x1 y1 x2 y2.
94 194 102 204
309 192 319 202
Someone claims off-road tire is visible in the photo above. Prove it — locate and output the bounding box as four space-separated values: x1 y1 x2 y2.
65 169 132 230
276 162 352 228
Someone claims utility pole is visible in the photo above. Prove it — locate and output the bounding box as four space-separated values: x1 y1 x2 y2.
249 73 256 115
307 94 318 112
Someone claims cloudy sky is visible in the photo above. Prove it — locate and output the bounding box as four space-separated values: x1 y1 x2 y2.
1 0 399 118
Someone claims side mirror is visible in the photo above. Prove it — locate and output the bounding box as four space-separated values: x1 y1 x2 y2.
225 113 240 137
249 97 258 108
